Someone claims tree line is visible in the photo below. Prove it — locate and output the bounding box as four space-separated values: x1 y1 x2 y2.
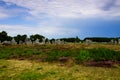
1 31 119 44
84 37 120 42
0 31 81 44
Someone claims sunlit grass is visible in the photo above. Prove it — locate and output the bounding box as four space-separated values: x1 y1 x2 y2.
0 59 120 80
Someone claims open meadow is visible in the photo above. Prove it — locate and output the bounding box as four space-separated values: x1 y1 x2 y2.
1 0 120 80
0 43 120 80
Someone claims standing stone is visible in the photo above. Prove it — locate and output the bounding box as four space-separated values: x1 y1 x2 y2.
55 39 61 44
0 41 1 44
85 39 92 45
58 39 61 44
118 39 120 44
52 40 55 44
42 38 46 44
55 39 57 44
34 38 40 44
48 40 51 44
55 39 58 44
2 41 11 45
61 40 65 44
46 40 51 44
110 39 114 44
11 38 17 45
19 40 23 44
25 38 32 45
114 40 118 44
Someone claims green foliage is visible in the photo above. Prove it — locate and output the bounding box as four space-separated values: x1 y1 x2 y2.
45 51 58 61
75 50 90 63
84 37 112 42
45 50 72 62
89 48 116 61
30 34 45 42
60 37 81 42
14 34 27 44
0 45 120 63
0 31 12 42
0 46 41 59
115 51 120 61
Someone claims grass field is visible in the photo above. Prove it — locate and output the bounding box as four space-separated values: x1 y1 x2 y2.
0 43 120 80
0 44 120 63
0 59 120 80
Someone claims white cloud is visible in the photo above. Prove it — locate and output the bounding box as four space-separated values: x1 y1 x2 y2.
2 0 120 19
0 7 9 19
1 0 120 38
0 24 78 38
0 12 9 19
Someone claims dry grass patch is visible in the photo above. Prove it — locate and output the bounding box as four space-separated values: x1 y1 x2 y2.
0 59 120 80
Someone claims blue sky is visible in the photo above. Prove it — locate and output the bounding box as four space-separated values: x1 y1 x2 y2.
0 0 120 39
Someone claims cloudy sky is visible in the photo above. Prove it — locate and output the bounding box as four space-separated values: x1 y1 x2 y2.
0 0 120 39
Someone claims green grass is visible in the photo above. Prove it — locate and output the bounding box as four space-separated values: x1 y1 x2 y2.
18 71 45 80
0 59 120 80
75 50 90 63
0 44 120 63
0 44 120 80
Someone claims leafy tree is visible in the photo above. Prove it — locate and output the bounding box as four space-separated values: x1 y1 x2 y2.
6 36 12 41
0 31 10 42
1 31 7 36
14 35 21 44
30 34 45 42
14 34 27 44
21 35 27 42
